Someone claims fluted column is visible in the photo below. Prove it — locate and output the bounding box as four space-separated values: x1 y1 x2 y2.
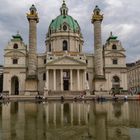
45 69 49 90
27 5 39 78
92 6 104 78
53 69 56 90
60 69 63 91
70 69 73 91
84 70 87 90
77 69 80 90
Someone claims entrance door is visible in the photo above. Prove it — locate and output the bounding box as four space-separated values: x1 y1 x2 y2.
11 76 19 95
63 80 69 91
112 76 120 94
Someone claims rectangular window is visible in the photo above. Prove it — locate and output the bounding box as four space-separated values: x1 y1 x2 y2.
113 59 118 65
43 73 46 81
13 59 18 64
86 73 89 81
44 59 46 64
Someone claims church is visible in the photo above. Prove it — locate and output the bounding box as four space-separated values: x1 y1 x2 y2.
3 1 127 95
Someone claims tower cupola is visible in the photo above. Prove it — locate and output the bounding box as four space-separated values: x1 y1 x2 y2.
27 4 39 23
60 0 68 16
92 5 103 23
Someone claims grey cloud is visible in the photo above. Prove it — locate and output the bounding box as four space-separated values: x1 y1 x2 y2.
0 0 140 64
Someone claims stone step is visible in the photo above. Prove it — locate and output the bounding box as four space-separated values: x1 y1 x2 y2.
48 91 86 96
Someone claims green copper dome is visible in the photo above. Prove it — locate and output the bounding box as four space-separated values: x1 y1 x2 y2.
48 1 80 33
49 15 80 32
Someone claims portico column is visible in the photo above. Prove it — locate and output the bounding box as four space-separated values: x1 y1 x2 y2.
45 69 49 90
60 69 63 91
84 70 87 90
77 69 80 90
70 69 73 91
53 69 56 90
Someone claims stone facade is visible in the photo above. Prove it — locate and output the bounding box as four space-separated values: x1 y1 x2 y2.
103 33 128 94
127 60 140 94
3 2 128 95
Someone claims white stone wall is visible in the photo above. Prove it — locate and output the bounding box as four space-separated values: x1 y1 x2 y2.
3 69 26 95
46 32 83 53
127 61 140 93
104 69 127 91
3 36 27 95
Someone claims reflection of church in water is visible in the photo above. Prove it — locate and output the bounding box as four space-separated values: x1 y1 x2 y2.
1 101 140 140
3 1 127 95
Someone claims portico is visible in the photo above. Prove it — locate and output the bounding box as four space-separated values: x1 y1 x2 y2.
45 68 87 91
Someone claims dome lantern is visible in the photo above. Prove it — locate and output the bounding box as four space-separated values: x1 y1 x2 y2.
60 0 68 16
48 1 82 34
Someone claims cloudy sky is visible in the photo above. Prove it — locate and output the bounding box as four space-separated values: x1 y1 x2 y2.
0 0 140 64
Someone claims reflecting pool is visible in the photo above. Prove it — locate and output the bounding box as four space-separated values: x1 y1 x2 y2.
0 101 140 140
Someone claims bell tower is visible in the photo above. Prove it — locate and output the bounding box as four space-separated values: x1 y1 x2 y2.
25 5 39 95
92 6 105 93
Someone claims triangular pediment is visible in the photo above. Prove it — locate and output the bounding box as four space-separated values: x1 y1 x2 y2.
47 56 86 66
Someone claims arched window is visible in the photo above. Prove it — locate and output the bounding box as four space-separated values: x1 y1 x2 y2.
13 43 18 49
31 10 34 15
63 9 66 15
63 25 67 31
112 76 120 88
113 76 120 83
11 76 19 95
112 44 117 50
96 11 99 15
43 73 46 81
63 40 68 51
112 76 121 94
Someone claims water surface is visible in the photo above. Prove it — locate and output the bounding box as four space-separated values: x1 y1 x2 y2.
0 101 140 140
